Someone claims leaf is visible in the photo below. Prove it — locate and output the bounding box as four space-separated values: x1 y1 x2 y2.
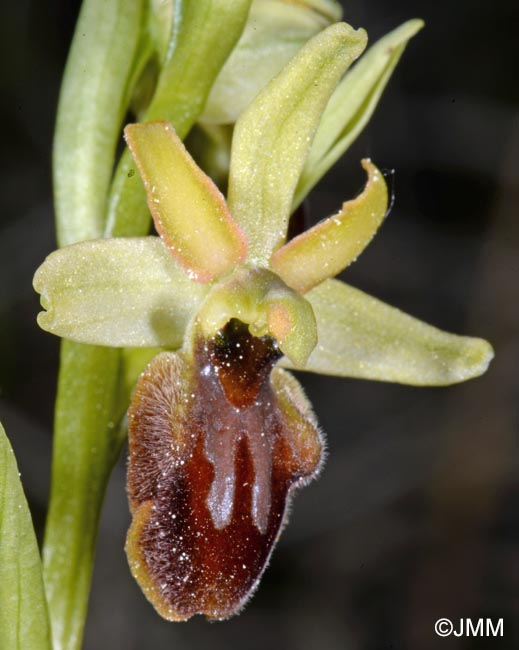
34 237 209 348
105 0 253 238
294 19 424 207
125 122 246 281
0 424 52 650
227 22 367 265
282 279 494 385
271 159 388 293
53 0 145 247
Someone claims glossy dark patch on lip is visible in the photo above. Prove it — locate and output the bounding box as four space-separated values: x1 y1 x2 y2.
209 318 282 408
126 322 323 621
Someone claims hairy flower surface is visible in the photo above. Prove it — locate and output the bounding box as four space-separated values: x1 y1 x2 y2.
34 22 493 621
126 321 322 619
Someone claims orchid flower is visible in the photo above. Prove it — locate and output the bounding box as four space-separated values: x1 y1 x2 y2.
33 22 492 622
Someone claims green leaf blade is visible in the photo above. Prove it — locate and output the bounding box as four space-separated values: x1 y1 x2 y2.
282 279 494 385
227 21 368 265
0 424 52 650
295 19 424 207
34 237 209 348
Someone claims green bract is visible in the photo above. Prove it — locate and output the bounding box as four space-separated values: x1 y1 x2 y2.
200 0 342 125
35 22 493 387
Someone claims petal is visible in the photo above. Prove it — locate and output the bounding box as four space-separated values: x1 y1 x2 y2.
227 22 367 265
125 121 247 282
126 324 323 620
271 159 388 293
33 237 209 348
294 19 424 207
281 279 494 385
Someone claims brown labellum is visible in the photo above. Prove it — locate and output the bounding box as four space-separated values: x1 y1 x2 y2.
126 319 323 621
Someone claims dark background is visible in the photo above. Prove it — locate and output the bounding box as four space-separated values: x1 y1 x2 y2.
0 1 517 648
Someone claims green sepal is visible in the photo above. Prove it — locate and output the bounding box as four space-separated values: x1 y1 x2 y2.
0 424 52 650
294 19 424 207
282 278 494 385
33 237 209 348
227 22 367 265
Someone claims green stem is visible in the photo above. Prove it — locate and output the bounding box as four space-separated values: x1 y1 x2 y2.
43 344 121 650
